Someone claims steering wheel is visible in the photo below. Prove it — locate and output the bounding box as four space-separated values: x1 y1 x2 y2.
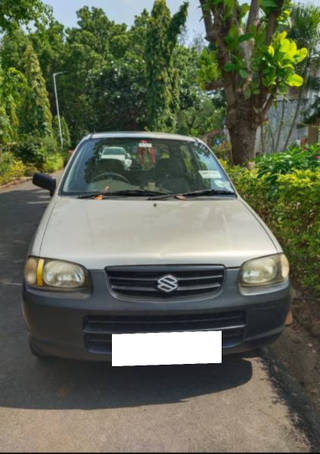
92 171 130 184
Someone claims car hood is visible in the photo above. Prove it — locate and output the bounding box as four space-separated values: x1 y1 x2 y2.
37 197 279 269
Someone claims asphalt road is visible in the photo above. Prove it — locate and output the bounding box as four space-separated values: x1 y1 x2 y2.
0 176 311 452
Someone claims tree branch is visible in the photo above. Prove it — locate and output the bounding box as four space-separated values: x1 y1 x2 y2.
200 0 236 106
246 0 259 33
205 80 224 90
266 0 284 45
199 0 216 41
262 94 274 119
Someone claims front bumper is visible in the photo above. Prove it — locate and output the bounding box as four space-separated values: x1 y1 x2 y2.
22 269 291 361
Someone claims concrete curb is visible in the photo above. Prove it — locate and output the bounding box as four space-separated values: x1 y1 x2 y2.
0 176 32 190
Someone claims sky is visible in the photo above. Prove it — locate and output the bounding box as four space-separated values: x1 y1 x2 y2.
44 0 320 40
44 0 204 36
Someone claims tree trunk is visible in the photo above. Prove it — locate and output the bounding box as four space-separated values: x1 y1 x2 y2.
228 119 257 165
260 122 265 156
308 121 319 144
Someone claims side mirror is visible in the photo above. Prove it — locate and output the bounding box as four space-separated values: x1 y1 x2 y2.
33 173 56 196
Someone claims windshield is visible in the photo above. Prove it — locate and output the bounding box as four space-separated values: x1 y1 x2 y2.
62 138 234 196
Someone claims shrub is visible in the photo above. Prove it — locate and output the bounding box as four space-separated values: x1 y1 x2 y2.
221 159 320 296
14 134 65 172
0 152 26 185
212 141 232 161
14 135 47 168
255 144 319 184
42 153 64 173
274 170 320 295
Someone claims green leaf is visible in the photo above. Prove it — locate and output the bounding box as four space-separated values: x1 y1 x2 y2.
286 73 304 87
244 85 251 99
239 69 248 79
295 48 308 64
239 3 250 18
260 0 279 9
268 45 275 57
224 63 236 72
239 33 252 43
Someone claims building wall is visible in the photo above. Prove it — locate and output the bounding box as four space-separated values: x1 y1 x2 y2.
255 98 309 155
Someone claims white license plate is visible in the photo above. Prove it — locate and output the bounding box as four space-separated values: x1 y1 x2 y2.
112 331 222 367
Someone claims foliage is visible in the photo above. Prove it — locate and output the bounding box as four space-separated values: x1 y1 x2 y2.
55 7 136 142
19 42 53 137
257 31 307 93
197 47 221 90
14 134 58 170
0 152 26 185
53 116 71 152
220 152 320 296
255 144 320 185
42 152 64 173
199 0 308 165
89 54 148 133
145 0 188 131
212 140 232 160
177 95 225 137
14 135 46 168
0 105 12 145
0 63 27 144
0 0 46 32
0 66 27 141
275 169 320 295
280 3 320 152
288 3 320 51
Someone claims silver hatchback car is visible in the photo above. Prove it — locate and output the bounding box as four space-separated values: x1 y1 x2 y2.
23 132 291 361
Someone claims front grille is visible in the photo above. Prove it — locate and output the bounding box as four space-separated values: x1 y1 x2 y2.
84 311 246 354
106 265 224 300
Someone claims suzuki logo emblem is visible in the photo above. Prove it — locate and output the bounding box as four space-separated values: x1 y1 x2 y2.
157 274 178 293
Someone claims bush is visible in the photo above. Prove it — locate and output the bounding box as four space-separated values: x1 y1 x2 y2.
14 135 48 168
42 153 64 173
212 141 232 161
255 144 319 184
275 170 320 295
0 152 26 185
221 159 320 296
14 134 65 172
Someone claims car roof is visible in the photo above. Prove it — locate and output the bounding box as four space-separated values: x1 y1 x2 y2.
89 131 197 142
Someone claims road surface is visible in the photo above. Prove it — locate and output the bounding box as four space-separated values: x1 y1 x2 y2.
0 176 310 452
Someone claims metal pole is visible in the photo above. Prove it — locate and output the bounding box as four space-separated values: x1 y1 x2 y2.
53 72 65 149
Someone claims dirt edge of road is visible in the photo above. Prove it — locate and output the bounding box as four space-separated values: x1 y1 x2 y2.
263 315 320 451
0 177 32 190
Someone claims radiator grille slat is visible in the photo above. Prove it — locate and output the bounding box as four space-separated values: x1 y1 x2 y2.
106 265 225 300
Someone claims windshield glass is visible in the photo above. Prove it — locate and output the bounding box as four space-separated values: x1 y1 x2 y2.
62 138 234 196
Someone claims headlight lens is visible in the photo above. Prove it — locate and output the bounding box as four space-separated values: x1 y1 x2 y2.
239 254 289 287
24 257 88 289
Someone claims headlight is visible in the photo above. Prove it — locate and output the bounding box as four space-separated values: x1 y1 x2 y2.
239 253 289 288
24 257 88 289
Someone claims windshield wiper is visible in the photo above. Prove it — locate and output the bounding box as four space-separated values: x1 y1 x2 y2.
78 189 166 199
183 189 235 197
149 189 235 200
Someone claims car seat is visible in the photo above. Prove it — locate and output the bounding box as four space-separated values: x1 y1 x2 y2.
154 155 190 193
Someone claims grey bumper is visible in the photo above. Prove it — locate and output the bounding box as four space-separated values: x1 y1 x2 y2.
22 269 291 361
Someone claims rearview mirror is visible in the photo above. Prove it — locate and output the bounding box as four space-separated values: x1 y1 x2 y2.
33 173 56 196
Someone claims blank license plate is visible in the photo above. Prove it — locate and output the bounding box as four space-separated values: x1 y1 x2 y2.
112 331 222 367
